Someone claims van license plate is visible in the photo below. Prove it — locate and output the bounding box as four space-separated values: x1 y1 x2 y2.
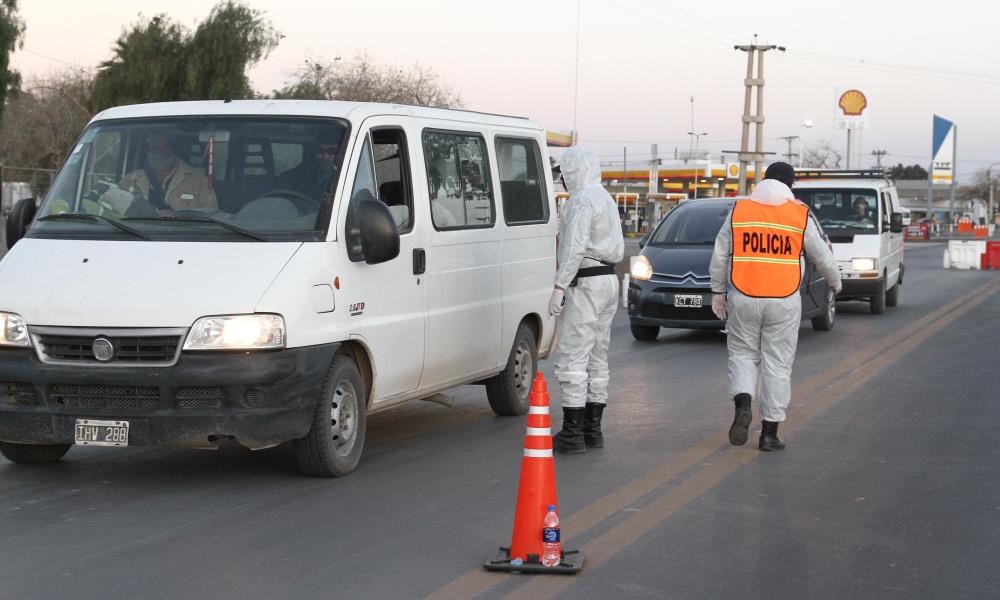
673 294 703 308
75 419 129 447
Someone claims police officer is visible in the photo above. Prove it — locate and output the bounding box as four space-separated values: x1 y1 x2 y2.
709 163 841 450
549 146 625 454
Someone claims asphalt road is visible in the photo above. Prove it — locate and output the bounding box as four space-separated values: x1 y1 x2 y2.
1 242 998 600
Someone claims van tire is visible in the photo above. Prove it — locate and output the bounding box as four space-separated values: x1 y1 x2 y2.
630 324 659 341
886 280 900 307
293 355 367 477
0 441 70 465
871 277 887 315
812 287 836 331
485 323 537 416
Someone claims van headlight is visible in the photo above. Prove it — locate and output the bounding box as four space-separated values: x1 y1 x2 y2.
184 315 285 350
631 255 654 281
851 258 877 272
0 312 31 347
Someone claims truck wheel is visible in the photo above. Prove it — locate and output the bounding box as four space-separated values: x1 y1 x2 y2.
886 280 900 307
293 354 367 477
630 323 659 341
812 287 836 331
0 441 70 465
871 277 887 315
485 323 537 416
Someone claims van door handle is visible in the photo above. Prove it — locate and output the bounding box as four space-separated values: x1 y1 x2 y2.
413 248 426 275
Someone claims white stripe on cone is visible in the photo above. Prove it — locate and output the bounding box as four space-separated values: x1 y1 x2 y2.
523 448 554 458
528 406 549 414
525 427 552 436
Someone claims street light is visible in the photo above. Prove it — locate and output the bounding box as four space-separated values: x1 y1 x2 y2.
687 131 708 199
798 119 813 168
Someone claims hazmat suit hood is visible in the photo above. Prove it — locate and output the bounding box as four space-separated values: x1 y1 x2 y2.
559 146 603 193
749 178 795 206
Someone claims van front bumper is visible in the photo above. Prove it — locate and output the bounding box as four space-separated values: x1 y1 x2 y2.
0 344 339 449
839 276 883 298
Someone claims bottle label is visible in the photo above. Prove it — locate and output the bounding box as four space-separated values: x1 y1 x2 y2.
542 527 560 543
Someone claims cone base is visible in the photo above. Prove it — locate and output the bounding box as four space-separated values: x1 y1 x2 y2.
483 546 585 574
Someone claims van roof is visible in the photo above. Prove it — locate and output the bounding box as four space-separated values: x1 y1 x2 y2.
92 99 543 131
794 179 892 190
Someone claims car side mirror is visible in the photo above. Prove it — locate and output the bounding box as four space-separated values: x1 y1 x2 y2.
5 197 36 250
889 212 904 233
639 234 649 249
356 197 400 265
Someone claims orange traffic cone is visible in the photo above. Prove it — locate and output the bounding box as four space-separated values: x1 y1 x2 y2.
484 372 585 574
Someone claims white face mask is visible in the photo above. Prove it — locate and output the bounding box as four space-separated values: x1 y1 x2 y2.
147 152 175 172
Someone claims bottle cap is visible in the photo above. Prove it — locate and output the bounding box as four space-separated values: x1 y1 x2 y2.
548 504 556 511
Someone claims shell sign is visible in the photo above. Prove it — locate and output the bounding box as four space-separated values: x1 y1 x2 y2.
838 89 867 116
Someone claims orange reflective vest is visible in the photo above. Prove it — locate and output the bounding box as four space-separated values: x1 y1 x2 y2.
730 199 809 298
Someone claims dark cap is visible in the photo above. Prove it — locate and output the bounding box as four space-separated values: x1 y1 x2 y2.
764 162 796 189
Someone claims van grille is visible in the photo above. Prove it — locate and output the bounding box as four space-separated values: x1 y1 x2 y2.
0 383 38 406
175 387 224 409
31 327 185 366
50 384 160 410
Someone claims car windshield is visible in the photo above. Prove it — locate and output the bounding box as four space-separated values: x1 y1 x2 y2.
648 201 732 245
795 188 878 234
29 116 350 242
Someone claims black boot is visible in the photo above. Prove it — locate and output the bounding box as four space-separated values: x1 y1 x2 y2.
583 403 605 448
553 407 586 454
728 393 752 446
759 420 786 451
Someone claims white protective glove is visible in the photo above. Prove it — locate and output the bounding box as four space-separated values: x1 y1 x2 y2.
548 288 565 317
711 293 728 321
832 279 843 295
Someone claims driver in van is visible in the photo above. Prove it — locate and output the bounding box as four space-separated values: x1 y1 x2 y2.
851 196 871 222
116 131 218 213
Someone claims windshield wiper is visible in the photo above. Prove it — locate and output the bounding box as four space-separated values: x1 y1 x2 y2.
38 213 151 240
123 215 269 241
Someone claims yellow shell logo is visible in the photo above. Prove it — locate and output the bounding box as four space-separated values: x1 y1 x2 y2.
838 89 867 116
728 164 739 177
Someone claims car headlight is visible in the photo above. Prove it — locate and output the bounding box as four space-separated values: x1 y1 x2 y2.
631 255 654 281
183 314 285 350
851 258 877 272
0 312 31 347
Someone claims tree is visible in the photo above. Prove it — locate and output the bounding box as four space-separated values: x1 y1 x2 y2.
0 69 94 171
888 163 928 180
0 0 25 124
801 140 842 169
274 53 462 109
91 2 279 111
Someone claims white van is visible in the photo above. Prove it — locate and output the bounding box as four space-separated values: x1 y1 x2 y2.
794 170 905 314
0 100 557 476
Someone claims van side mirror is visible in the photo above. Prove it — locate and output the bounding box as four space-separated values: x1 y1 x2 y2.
5 197 36 250
639 234 649 249
354 197 400 265
889 212 904 233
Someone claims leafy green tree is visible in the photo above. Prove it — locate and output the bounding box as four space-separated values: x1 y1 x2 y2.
0 0 25 123
186 1 280 100
91 2 279 111
888 163 929 180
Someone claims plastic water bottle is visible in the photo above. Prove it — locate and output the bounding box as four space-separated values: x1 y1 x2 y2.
541 504 561 567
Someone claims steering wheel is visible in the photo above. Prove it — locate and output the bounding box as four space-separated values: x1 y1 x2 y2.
252 189 322 216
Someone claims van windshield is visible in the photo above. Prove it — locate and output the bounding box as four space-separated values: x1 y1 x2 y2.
29 116 350 242
795 188 878 234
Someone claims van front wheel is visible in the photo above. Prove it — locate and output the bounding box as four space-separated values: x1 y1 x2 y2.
485 323 537 416
293 355 367 477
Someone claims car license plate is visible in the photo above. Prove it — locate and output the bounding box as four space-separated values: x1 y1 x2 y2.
673 294 703 308
75 419 129 447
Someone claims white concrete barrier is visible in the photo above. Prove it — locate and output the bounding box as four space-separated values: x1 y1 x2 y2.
947 240 987 270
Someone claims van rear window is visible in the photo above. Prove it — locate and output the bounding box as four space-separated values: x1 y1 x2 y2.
496 137 549 225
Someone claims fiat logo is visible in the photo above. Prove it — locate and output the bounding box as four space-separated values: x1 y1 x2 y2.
92 338 115 362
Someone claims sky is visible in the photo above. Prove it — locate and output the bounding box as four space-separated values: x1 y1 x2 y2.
10 0 1000 181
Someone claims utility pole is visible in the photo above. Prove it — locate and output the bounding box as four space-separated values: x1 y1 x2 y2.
572 0 581 144
778 135 800 165
871 149 888 170
949 125 957 229
735 38 785 195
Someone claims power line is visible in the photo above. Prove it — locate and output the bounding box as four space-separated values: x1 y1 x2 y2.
20 48 89 70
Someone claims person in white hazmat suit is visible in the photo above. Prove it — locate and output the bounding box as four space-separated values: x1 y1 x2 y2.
709 163 841 451
549 146 625 454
